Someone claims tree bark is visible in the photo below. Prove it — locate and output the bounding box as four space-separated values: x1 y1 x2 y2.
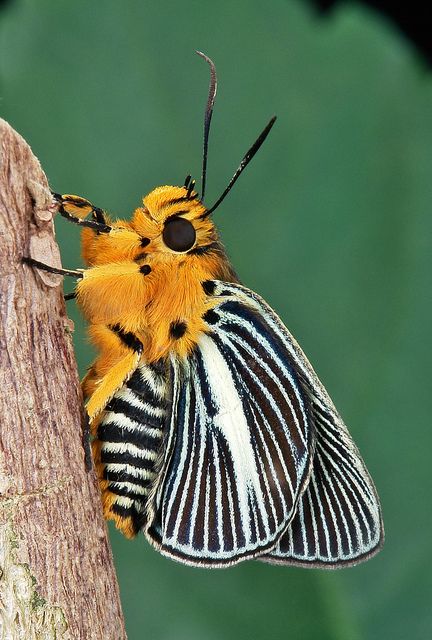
0 119 127 639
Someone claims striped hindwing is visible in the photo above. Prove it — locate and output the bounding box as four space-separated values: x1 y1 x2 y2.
145 282 313 567
262 395 384 567
205 282 383 567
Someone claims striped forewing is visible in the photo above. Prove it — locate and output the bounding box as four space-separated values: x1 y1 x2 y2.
146 290 313 566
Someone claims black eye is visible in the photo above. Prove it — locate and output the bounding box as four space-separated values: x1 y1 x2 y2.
162 217 196 252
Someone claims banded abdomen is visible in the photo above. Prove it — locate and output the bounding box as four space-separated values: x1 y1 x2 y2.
95 360 169 535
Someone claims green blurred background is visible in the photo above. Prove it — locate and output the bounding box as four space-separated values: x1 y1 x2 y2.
1 1 431 638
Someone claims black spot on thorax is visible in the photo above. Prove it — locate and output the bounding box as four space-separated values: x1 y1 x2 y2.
140 264 151 275
169 321 187 339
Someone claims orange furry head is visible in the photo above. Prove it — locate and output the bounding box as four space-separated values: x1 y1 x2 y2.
79 184 215 268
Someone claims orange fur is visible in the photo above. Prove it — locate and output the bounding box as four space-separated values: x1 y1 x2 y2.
64 185 238 534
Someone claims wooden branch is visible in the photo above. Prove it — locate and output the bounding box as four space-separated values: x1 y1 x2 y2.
0 119 127 639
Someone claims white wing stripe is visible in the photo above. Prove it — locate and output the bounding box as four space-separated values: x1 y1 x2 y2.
217 332 307 470
219 312 309 449
197 334 263 545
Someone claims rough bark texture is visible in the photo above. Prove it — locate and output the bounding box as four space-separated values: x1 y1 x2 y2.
0 119 127 639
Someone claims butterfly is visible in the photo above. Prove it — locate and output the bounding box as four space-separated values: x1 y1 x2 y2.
26 52 384 568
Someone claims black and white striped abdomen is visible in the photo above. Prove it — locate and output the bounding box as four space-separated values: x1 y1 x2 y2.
97 361 169 532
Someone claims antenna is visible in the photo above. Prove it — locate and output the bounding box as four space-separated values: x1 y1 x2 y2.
205 116 277 216
196 51 217 201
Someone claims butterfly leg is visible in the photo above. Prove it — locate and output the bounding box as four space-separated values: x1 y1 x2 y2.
23 256 83 279
52 193 111 233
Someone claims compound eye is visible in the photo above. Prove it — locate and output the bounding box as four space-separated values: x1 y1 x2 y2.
162 217 196 252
